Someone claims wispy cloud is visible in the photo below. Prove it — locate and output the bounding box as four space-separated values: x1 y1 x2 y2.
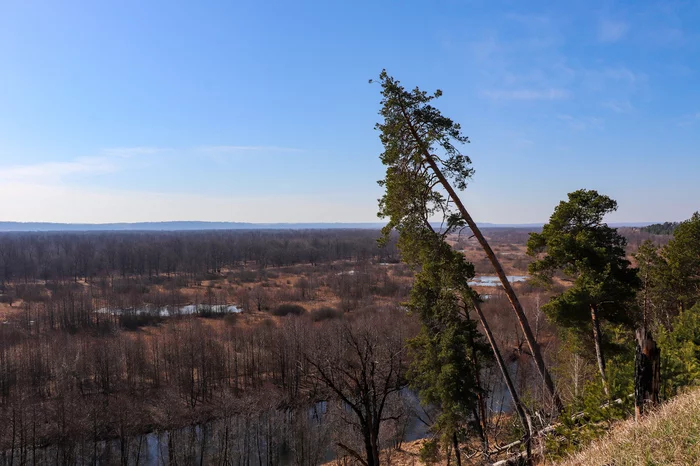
648 27 685 46
481 88 570 101
197 145 303 153
468 36 503 62
602 100 634 113
600 66 644 83
0 157 118 182
678 112 700 127
101 147 167 158
580 66 647 95
505 13 551 28
599 19 629 42
558 114 604 131
0 145 304 185
0 146 158 183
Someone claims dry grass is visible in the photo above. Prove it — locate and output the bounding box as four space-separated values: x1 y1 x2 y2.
322 439 431 466
557 389 700 466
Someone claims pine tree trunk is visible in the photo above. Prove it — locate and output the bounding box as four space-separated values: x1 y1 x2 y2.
453 432 462 466
590 304 609 397
400 103 562 411
431 158 562 411
470 297 533 445
469 340 489 455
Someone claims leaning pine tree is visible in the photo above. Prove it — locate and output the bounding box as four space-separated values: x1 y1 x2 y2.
374 70 562 411
399 226 535 462
376 73 536 461
407 234 491 465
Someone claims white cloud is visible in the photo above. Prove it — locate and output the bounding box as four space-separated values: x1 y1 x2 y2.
481 88 570 101
599 19 629 42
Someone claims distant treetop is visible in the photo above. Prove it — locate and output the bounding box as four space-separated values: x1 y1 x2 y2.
641 222 680 235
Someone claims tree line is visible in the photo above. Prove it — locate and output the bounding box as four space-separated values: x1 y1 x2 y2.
640 222 680 236
0 230 399 284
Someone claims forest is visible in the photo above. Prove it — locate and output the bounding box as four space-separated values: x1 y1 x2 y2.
1 72 699 466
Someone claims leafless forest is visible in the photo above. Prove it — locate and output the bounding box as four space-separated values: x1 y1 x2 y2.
0 227 672 465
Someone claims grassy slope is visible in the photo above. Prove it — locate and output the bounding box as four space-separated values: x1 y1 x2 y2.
557 389 700 466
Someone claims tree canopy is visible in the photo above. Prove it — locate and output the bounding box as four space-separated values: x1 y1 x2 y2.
374 70 561 409
664 212 700 311
375 71 542 458
407 236 490 450
374 70 474 239
527 189 640 393
640 222 680 236
528 189 640 332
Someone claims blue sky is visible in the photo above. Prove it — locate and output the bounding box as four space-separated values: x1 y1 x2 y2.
0 0 698 224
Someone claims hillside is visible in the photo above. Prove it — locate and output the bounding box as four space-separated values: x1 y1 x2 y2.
557 389 700 465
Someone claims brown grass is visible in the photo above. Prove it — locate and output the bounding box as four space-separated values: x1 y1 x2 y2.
557 389 700 466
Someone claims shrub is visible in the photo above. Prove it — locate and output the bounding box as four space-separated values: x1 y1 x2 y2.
310 306 342 322
224 313 239 326
658 303 700 397
14 284 49 302
237 270 258 283
418 439 440 465
272 303 306 317
118 311 163 330
201 272 220 281
197 306 223 319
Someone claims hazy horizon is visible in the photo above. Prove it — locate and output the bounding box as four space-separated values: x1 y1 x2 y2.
0 219 666 232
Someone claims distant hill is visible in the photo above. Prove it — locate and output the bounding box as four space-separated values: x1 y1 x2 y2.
0 221 658 232
0 221 388 232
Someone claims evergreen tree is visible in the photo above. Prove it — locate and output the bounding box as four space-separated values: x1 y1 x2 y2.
527 189 640 396
407 238 490 464
634 240 673 330
663 212 700 312
375 71 537 459
374 70 561 410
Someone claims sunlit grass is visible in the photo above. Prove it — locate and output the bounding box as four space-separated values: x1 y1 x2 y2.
557 389 700 466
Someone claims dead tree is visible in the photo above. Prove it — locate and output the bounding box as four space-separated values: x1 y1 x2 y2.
634 328 660 420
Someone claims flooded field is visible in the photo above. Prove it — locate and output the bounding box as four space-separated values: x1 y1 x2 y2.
468 275 528 287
